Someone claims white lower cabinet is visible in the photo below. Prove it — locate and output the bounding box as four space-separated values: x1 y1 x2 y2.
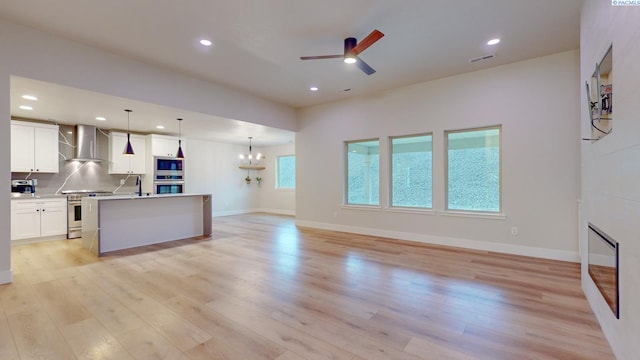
11 198 67 241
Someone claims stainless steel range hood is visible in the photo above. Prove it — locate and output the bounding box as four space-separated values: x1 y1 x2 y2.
68 124 103 162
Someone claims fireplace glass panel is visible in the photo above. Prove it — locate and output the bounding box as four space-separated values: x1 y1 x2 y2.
587 223 619 319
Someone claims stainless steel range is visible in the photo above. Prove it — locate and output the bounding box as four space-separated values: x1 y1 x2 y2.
62 190 113 238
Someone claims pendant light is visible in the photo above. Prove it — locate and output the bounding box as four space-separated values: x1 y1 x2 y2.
123 109 135 155
176 118 185 159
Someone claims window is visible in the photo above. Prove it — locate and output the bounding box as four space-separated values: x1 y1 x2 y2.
277 155 296 189
446 126 501 212
346 139 379 205
390 134 432 208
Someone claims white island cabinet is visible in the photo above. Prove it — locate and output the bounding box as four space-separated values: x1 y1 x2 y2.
81 194 211 255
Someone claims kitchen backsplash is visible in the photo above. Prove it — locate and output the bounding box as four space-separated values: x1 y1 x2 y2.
11 123 143 195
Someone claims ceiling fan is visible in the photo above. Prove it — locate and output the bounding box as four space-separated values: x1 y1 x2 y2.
300 29 385 75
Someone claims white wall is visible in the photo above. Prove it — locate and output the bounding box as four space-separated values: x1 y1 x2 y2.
0 19 297 283
0 74 10 283
580 2 640 359
184 140 294 216
297 50 581 261
186 139 260 216
258 143 296 215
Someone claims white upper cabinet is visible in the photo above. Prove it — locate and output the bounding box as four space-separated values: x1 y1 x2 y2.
147 134 185 157
109 132 146 174
11 121 59 173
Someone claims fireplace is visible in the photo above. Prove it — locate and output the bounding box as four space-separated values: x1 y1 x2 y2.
588 223 619 319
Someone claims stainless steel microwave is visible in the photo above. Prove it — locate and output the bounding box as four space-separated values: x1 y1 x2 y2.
154 156 184 181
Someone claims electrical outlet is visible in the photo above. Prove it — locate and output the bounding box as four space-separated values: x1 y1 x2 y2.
511 226 518 236
120 179 125 185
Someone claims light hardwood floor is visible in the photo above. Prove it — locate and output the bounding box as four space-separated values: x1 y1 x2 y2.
1 214 614 359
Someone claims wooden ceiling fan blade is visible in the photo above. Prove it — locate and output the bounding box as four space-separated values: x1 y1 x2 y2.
352 29 384 55
300 55 343 60
355 57 376 75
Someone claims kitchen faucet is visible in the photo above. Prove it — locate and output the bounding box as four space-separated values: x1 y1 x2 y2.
135 175 142 196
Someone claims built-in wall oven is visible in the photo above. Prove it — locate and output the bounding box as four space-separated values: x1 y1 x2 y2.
155 182 185 194
154 156 184 194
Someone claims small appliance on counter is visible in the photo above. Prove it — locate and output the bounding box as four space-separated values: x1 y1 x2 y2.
11 179 37 194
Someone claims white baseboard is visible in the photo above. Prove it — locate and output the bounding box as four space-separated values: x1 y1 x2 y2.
255 208 295 216
0 269 12 284
213 209 256 217
295 220 580 263
10 234 66 246
213 208 295 217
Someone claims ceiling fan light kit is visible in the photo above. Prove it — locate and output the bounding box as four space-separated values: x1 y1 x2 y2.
300 29 384 75
344 57 357 64
343 37 357 64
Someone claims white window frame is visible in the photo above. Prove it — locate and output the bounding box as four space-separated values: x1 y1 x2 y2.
389 133 433 210
276 155 296 190
344 138 380 207
444 125 502 215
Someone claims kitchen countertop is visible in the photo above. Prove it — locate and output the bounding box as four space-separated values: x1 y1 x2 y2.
11 192 209 200
88 193 211 201
11 193 67 200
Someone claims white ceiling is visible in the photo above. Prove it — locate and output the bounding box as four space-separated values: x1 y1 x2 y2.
10 76 295 146
1 0 583 145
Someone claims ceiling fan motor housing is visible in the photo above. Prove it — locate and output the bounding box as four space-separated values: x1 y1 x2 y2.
344 37 357 55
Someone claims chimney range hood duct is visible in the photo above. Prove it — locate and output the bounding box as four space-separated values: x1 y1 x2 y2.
69 124 103 162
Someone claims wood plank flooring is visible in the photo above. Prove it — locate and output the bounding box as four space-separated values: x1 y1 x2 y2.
1 213 614 359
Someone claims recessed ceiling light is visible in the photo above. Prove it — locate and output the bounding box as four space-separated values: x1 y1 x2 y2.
22 95 38 101
95 116 106 121
200 39 212 46
310 86 319 91
156 125 165 129
19 105 33 110
487 38 501 46
67 131 73 134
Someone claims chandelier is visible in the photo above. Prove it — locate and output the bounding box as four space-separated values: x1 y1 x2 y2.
238 137 264 166
238 136 265 184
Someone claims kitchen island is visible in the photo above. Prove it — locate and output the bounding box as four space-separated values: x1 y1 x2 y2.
81 193 212 256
